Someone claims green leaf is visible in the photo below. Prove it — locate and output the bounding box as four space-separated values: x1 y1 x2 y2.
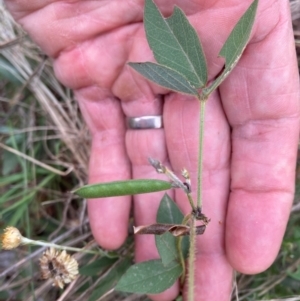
287 267 300 281
166 7 207 86
88 258 131 301
1 174 55 216
73 179 172 198
6 203 28 227
144 0 207 88
0 57 22 84
2 150 19 176
128 62 199 96
219 0 258 68
115 259 182 294
157 194 184 224
0 174 24 186
1 191 32 216
155 194 189 265
0 186 26 205
207 0 258 93
156 232 178 266
79 257 118 276
0 126 19 134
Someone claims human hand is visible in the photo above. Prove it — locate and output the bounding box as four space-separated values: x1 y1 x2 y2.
5 0 299 300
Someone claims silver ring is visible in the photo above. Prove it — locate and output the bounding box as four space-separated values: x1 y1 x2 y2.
127 115 163 129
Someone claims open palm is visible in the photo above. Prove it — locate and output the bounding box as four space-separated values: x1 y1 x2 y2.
5 0 299 300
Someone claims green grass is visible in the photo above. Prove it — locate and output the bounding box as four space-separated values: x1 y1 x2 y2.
1 1 300 301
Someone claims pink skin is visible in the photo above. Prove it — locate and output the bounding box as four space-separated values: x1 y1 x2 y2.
5 0 299 300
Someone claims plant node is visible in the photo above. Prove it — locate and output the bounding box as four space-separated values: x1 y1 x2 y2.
192 207 210 225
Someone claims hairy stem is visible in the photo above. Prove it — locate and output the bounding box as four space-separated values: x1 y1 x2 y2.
177 235 185 285
187 217 196 301
197 100 206 208
187 193 197 212
177 214 192 285
21 237 109 256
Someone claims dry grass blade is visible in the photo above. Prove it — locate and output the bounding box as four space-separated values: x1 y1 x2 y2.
291 0 300 20
258 298 300 301
0 142 73 175
0 4 90 182
0 35 25 49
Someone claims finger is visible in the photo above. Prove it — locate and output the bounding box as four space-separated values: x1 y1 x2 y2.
148 285 180 301
186 252 233 301
221 1 300 273
109 22 181 298
112 25 169 103
7 1 143 57
132 157 179 301
128 129 169 261
53 25 140 90
113 25 167 258
121 88 179 299
75 88 131 250
164 91 232 301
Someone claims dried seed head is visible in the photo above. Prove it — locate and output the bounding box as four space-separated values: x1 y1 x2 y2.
181 168 191 191
39 248 79 289
181 168 190 180
148 157 191 194
1 227 23 249
148 157 166 173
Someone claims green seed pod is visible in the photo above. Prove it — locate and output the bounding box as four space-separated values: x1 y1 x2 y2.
73 179 172 198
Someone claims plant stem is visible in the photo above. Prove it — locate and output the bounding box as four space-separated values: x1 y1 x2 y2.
187 217 196 301
177 214 192 285
187 192 197 212
197 100 206 208
21 237 106 256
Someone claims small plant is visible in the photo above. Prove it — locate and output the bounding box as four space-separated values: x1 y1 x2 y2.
73 0 259 299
